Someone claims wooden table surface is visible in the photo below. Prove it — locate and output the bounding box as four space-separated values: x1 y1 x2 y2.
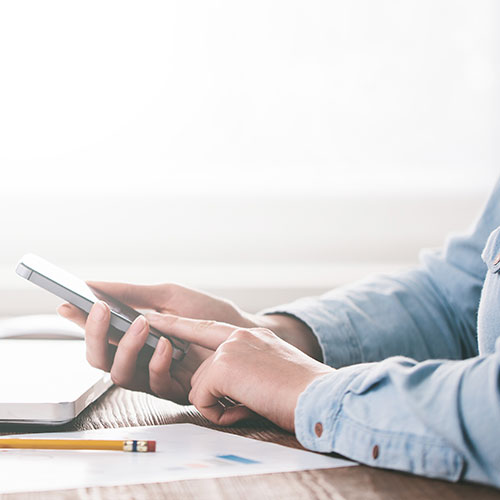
1 386 499 500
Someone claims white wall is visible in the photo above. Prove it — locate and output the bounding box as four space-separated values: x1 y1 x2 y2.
0 190 489 314
0 1 498 194
0 1 498 314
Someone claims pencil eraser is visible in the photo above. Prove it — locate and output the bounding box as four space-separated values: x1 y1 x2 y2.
147 440 156 452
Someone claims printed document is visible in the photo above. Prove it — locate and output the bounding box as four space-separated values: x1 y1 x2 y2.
0 423 356 493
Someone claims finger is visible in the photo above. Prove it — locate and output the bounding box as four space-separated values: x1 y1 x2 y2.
109 315 149 387
190 376 252 426
85 301 113 371
190 355 213 390
149 337 189 404
57 303 87 329
146 313 235 350
148 337 176 399
188 356 213 405
170 362 196 401
86 281 171 310
114 368 150 394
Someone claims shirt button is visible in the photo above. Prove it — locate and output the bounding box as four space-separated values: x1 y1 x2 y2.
314 422 323 438
372 445 379 459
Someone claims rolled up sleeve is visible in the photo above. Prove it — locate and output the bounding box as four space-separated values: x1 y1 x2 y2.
261 267 479 368
262 180 500 368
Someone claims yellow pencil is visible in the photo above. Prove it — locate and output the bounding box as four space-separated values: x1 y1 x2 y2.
0 438 156 452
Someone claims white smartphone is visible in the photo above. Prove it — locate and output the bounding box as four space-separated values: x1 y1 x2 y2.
16 254 189 361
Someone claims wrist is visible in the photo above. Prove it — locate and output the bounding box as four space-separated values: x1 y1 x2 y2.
283 361 334 432
291 365 335 432
247 312 323 361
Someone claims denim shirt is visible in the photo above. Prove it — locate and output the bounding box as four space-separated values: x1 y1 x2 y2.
263 177 500 487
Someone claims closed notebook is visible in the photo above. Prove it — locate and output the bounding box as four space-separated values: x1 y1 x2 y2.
0 338 112 425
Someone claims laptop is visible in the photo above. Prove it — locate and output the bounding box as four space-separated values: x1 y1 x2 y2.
0 316 112 425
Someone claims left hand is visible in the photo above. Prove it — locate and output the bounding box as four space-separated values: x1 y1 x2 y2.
146 313 334 432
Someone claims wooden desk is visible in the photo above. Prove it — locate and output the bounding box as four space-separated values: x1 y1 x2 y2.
1 387 499 500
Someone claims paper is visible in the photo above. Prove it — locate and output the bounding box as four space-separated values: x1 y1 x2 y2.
0 423 355 493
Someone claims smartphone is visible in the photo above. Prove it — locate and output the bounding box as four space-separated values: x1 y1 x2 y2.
15 254 189 361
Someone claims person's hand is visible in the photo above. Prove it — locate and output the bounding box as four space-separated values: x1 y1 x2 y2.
58 281 322 404
146 313 334 432
58 281 255 403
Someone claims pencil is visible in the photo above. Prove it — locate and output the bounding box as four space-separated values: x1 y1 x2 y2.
0 438 156 452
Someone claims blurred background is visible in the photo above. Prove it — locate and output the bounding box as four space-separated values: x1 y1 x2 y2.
0 0 498 315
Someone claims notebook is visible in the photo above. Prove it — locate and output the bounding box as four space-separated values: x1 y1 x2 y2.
0 338 112 425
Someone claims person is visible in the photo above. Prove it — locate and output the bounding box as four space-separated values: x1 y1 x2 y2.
59 177 500 487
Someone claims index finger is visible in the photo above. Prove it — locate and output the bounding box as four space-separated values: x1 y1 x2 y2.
57 303 87 329
145 313 236 350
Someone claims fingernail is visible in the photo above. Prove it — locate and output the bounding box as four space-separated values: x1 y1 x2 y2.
93 301 108 320
145 312 162 322
129 315 147 336
156 336 167 355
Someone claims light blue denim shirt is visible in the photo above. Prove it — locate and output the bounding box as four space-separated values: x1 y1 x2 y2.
263 177 500 487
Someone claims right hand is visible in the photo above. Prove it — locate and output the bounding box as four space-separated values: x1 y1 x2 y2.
58 282 257 404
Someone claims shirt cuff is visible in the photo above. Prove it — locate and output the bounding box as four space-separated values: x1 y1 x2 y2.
294 361 465 481
260 297 363 368
294 363 371 452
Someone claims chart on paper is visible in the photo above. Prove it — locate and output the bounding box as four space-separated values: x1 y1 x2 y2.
0 423 356 494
